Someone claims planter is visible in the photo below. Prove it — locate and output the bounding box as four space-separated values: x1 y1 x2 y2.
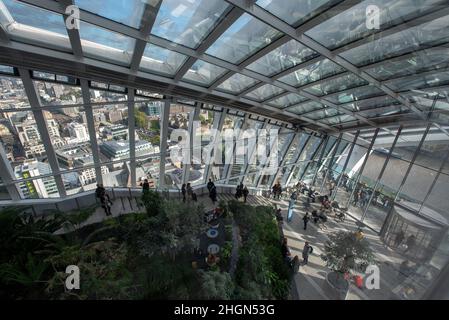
322 271 350 300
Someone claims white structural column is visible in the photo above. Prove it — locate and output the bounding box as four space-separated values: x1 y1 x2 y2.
80 79 103 185
158 100 170 189
183 102 202 184
127 89 136 187
285 133 312 186
241 120 268 183
204 110 226 183
319 133 343 193
18 68 67 197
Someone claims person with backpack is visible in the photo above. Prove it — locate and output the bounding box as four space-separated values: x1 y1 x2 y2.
302 212 310 230
302 242 313 265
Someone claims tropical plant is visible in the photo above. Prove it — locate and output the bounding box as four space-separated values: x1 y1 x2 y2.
198 270 234 300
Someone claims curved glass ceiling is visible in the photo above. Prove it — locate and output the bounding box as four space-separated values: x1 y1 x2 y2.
1 0 449 130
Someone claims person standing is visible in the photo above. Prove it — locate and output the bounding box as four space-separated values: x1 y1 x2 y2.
302 212 310 230
186 183 193 201
242 186 249 203
287 191 298 222
141 179 150 194
209 184 217 204
302 242 313 265
95 183 105 200
100 193 112 216
181 184 186 202
207 179 215 192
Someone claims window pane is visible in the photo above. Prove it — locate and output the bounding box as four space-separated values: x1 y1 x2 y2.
244 84 284 101
152 0 230 49
216 73 259 94
306 0 444 49
340 15 449 66
206 13 283 64
385 70 449 92
246 39 317 76
306 108 339 120
325 85 384 104
35 81 83 106
278 58 345 87
304 73 368 96
1 0 70 51
286 101 324 115
139 43 188 76
182 60 227 86
74 0 146 29
78 21 136 66
0 74 30 108
268 93 308 109
256 0 337 27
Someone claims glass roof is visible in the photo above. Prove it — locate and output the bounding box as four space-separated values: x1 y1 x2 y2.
306 0 445 50
256 0 338 27
151 0 230 49
246 39 318 76
139 43 188 76
182 60 227 86
205 13 283 64
1 0 448 131
74 0 147 29
278 58 345 87
216 73 259 94
244 84 284 101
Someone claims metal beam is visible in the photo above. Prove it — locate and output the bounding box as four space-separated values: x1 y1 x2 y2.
158 100 170 189
60 0 83 58
0 143 21 200
79 79 103 185
127 89 136 187
18 68 67 197
130 0 162 72
319 133 343 193
182 102 201 184
204 110 226 183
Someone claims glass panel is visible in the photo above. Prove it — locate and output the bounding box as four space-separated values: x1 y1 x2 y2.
286 101 324 115
0 65 14 75
414 130 449 171
306 0 444 49
101 160 130 188
397 165 437 207
151 0 230 49
365 48 449 81
340 15 449 66
1 0 70 51
64 168 101 196
139 43 188 76
78 21 136 66
346 96 399 112
268 93 308 108
244 84 284 101
206 13 283 64
246 39 317 76
422 173 449 222
321 114 357 125
0 74 30 108
216 73 259 94
165 104 195 188
90 88 127 103
16 174 60 199
325 85 385 104
136 156 160 189
385 70 449 92
74 0 146 29
304 73 368 96
278 58 345 87
306 108 340 120
256 0 337 27
182 60 227 86
360 105 410 118
134 101 163 150
34 81 83 106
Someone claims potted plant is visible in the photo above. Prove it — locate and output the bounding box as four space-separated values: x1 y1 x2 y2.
321 230 377 300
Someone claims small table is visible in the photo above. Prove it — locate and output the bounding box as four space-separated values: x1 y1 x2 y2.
207 244 220 254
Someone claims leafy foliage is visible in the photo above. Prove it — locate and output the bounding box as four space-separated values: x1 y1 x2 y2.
321 231 377 275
